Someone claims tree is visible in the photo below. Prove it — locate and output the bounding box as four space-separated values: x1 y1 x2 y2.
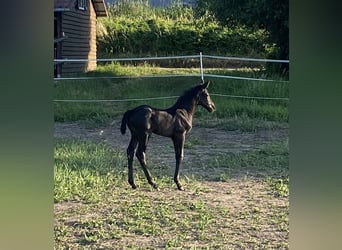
196 0 289 74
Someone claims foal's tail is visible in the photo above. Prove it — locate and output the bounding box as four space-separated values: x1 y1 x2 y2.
120 110 131 135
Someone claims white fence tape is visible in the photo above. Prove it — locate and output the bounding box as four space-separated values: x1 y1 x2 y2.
54 96 179 103
54 73 287 83
54 55 199 63
54 54 289 64
202 55 289 63
54 53 289 102
53 74 200 81
54 94 288 103
211 93 289 101
203 74 288 83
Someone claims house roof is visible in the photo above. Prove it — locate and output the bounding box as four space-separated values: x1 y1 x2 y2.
54 0 107 17
92 0 108 17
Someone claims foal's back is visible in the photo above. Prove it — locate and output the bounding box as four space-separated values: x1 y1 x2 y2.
127 105 178 137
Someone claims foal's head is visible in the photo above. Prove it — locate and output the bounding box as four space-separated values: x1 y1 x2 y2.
197 80 216 112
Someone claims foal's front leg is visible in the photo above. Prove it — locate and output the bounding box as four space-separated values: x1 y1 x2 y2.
172 133 186 191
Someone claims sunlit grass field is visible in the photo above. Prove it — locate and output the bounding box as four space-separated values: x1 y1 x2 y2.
54 139 289 249
54 63 288 131
54 63 289 249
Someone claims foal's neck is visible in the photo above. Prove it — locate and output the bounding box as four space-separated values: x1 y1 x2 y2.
172 97 197 117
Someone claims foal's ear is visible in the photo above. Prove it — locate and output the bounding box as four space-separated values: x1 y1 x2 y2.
202 80 210 89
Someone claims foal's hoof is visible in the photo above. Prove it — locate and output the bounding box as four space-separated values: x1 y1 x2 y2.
177 185 185 191
131 184 137 189
152 184 160 191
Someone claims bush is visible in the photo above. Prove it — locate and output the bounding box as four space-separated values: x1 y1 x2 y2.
97 1 273 60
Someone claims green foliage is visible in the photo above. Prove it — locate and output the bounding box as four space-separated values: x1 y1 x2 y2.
97 0 272 59
196 0 289 73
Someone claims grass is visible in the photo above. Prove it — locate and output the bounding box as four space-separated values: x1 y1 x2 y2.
209 139 289 181
54 63 289 131
54 138 289 249
54 139 127 202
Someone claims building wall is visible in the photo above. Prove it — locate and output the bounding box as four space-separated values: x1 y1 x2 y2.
60 0 97 74
88 1 97 71
54 13 63 77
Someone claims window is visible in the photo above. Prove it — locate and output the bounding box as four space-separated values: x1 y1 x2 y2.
77 0 88 10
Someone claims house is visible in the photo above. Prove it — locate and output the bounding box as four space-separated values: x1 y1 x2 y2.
54 0 108 77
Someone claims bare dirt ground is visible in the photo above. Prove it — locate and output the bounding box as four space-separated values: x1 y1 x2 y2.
54 119 288 174
54 120 289 152
54 120 289 248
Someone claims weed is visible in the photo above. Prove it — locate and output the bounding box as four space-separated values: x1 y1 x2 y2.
268 176 290 197
218 172 229 182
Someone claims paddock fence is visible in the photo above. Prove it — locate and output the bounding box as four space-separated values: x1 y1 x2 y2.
53 53 289 102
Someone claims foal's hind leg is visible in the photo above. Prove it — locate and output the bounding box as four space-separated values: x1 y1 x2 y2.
136 133 159 190
127 136 138 189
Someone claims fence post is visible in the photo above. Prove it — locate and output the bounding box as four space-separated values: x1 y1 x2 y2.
200 52 204 82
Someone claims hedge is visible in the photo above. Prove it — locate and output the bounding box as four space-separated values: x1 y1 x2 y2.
97 16 273 59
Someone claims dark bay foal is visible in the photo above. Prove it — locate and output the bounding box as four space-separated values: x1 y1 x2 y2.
120 80 216 190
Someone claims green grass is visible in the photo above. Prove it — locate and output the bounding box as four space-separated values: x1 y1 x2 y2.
54 58 289 249
54 138 289 249
54 139 127 202
54 63 288 131
210 139 289 182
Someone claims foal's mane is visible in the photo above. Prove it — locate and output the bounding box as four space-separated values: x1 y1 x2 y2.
174 84 202 106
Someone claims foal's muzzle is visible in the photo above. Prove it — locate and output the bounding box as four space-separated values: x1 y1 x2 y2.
206 103 216 112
